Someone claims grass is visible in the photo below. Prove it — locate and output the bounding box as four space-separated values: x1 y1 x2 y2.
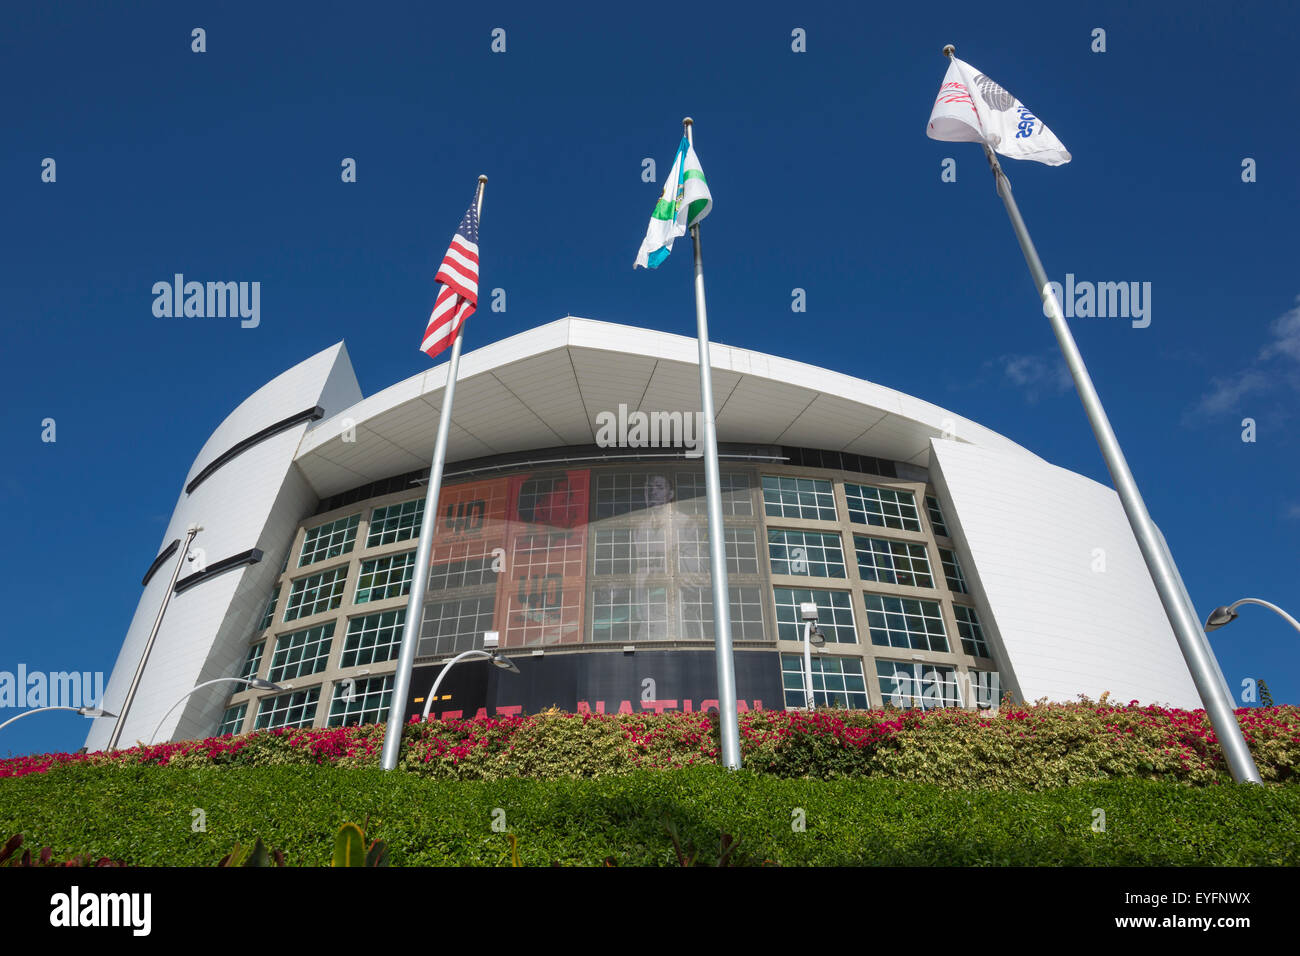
3 762 1298 866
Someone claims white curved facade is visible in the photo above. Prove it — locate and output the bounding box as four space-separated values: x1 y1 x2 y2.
90 317 1205 749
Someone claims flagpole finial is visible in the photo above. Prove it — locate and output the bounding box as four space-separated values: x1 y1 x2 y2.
942 44 955 58
682 116 694 129
478 174 488 183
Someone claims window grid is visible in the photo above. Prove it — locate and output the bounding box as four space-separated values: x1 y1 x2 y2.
218 703 247 736
299 514 360 567
762 476 837 521
854 536 935 589
255 687 321 730
355 551 416 604
341 609 405 667
678 526 760 576
968 669 1003 709
863 593 949 652
368 499 424 547
926 496 950 537
953 604 990 658
419 595 496 658
283 566 348 622
676 472 754 516
268 622 335 683
773 588 857 644
940 548 967 594
239 642 264 681
328 675 395 728
593 528 667 575
780 654 869 710
591 586 668 642
679 586 767 641
594 474 647 519
876 660 960 710
767 529 847 579
844 483 922 532
427 547 498 591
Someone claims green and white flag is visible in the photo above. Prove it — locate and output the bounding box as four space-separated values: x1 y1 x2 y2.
634 135 711 269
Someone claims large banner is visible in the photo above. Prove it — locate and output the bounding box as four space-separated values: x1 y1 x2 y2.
495 469 590 647
408 649 783 721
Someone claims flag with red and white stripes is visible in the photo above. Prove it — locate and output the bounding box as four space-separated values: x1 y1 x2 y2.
420 193 480 358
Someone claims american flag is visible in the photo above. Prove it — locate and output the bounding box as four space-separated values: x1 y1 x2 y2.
421 192 480 358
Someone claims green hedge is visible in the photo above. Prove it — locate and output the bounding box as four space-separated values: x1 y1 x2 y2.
4 763 1299 866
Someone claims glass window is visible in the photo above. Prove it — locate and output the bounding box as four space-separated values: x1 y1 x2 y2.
768 529 847 579
590 586 668 642
679 586 767 641
844 483 921 531
953 604 990 658
876 660 960 710
355 551 416 604
341 609 405 668
218 702 247 736
368 499 424 547
418 595 496 658
863 593 949 652
926 496 950 537
299 514 360 567
328 675 394 728
676 472 754 516
592 528 666 575
255 687 320 730
268 622 335 683
678 526 760 576
939 548 967 593
762 476 837 521
780 654 869 709
854 536 934 588
594 473 661 519
773 588 857 644
283 565 348 622
427 551 498 591
967 669 1003 709
239 642 264 682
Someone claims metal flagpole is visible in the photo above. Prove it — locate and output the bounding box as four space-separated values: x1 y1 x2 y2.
683 117 742 770
107 522 201 750
944 47 1262 784
381 175 487 772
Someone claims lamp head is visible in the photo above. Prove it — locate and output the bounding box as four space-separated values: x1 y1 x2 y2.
250 678 285 692
809 627 826 648
1204 606 1238 632
491 654 520 675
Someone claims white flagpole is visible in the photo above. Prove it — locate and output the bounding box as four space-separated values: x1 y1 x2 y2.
380 174 487 772
683 117 742 770
942 47 1262 784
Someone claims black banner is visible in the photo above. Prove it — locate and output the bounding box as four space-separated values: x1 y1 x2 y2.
407 648 784 721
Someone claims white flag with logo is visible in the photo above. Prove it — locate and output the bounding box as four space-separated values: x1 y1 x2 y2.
927 56 1071 166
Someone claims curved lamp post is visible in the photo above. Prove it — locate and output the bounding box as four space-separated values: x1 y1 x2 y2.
149 677 283 745
0 705 117 734
1205 598 1300 636
420 651 520 720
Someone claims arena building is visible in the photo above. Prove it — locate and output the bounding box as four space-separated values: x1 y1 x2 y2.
86 317 1210 750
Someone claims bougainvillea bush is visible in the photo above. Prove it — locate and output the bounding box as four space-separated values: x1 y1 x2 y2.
3 699 1297 790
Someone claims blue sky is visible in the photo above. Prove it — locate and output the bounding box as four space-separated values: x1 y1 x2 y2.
3 0 1297 757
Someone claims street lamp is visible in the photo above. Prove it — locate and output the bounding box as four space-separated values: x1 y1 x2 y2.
0 705 118 734
1205 598 1300 636
420 632 520 720
148 676 283 745
800 602 825 711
